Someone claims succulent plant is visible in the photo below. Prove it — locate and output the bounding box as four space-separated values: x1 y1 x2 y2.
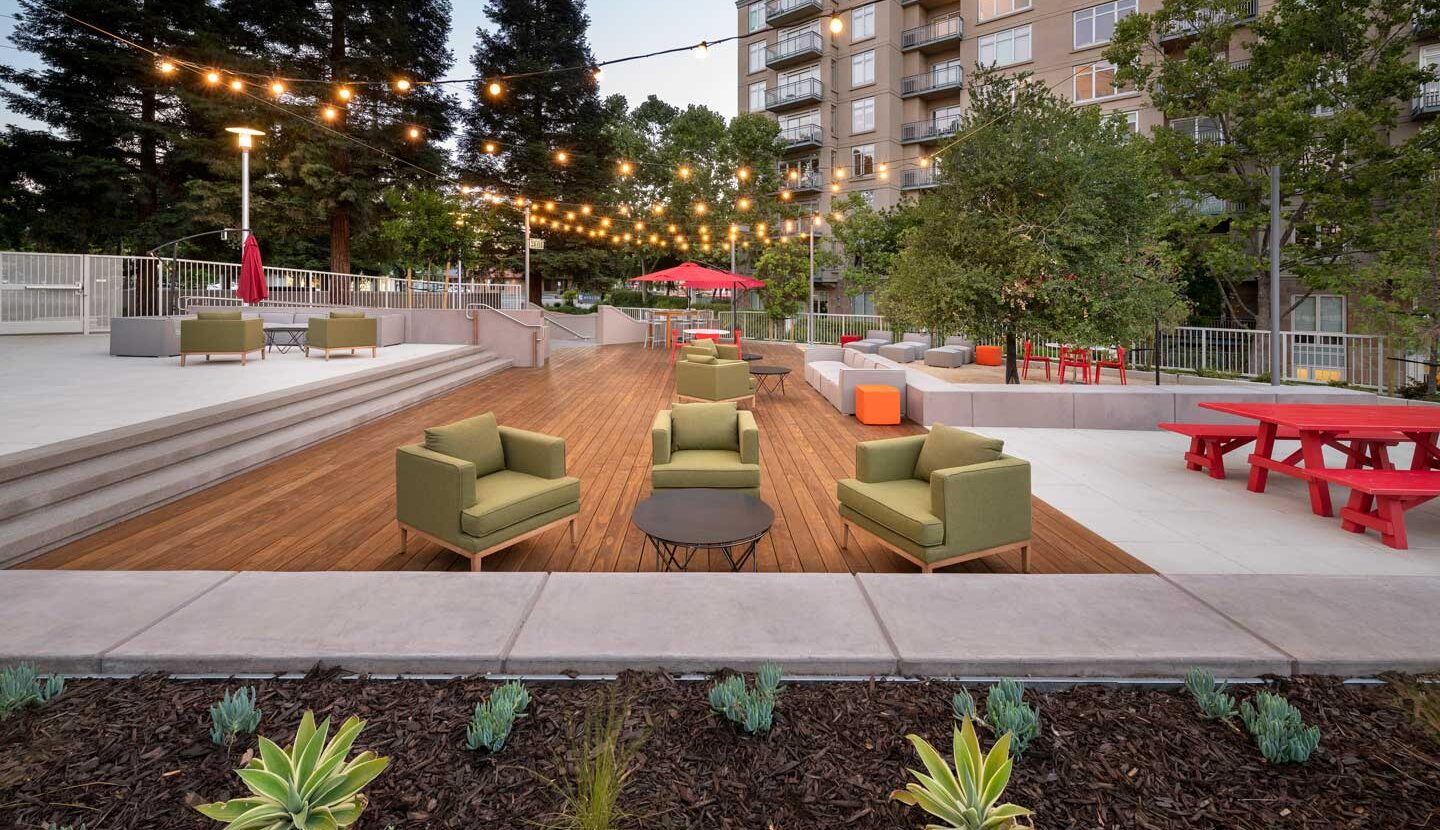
0 662 63 720
195 711 389 830
891 716 1034 830
755 662 784 697
466 681 531 753
1184 668 1237 721
1240 692 1320 764
952 689 978 721
708 666 783 735
210 686 263 746
985 680 1039 757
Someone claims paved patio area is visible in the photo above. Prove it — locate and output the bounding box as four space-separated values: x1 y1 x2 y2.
0 334 465 455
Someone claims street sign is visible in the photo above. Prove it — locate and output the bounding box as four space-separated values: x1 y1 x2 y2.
528 238 545 250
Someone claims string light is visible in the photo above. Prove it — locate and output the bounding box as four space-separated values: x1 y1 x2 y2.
270 81 286 95
780 189 792 201
555 150 569 164
394 78 412 92
738 197 751 210
158 60 175 74
618 160 633 175
322 106 338 120
487 81 503 97
483 142 497 154
693 41 709 60
205 70 221 85
693 202 707 215
581 205 592 215
788 169 799 181
677 165 691 179
229 78 243 92
337 86 352 101
829 15 844 34
592 67 603 81
919 156 931 168
737 167 750 181
407 126 421 140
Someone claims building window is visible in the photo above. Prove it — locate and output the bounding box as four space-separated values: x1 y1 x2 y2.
1073 0 1136 49
1113 109 1140 133
748 41 766 74
852 4 876 41
851 50 875 88
748 81 767 112
747 2 764 33
858 190 876 206
851 144 876 177
979 0 1031 21
1073 61 1121 102
978 25 1031 68
1291 295 1346 333
851 97 876 133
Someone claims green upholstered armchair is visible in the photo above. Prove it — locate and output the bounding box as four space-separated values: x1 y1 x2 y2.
675 342 757 406
180 310 265 366
837 425 1032 573
396 412 580 570
306 311 379 360
651 402 761 496
681 337 742 361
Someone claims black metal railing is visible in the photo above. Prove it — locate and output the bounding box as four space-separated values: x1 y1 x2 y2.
902 14 964 49
765 77 824 110
902 65 964 96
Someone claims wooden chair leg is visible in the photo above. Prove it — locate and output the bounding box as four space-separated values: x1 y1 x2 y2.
568 517 577 545
1186 437 1203 472
1020 545 1030 573
180 354 187 367
470 554 483 572
241 352 246 366
1379 497 1409 549
400 527 409 551
840 521 850 551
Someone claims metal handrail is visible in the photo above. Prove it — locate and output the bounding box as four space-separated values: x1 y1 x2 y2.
177 296 337 312
542 313 592 339
465 301 544 328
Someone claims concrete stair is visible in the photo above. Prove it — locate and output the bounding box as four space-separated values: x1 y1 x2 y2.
0 347 511 567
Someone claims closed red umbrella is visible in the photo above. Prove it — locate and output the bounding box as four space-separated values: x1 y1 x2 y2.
237 234 267 304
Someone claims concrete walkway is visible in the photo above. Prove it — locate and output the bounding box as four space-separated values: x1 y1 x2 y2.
3 571 1436 679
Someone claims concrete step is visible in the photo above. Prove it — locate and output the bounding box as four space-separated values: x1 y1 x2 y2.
0 347 501 523
0 351 512 567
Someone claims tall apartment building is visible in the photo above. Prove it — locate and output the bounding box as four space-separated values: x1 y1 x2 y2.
736 0 1440 326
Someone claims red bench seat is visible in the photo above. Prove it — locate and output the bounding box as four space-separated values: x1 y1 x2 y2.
1159 423 1301 480
1308 469 1440 550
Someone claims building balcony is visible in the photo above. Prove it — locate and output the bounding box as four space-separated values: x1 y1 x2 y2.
766 0 823 27
902 168 938 190
765 77 824 112
779 123 825 152
902 65 964 99
1166 115 1226 143
1414 87 1440 118
901 116 961 144
813 268 841 285
1159 0 1257 42
766 31 824 70
900 0 954 8
902 14 964 52
780 169 825 194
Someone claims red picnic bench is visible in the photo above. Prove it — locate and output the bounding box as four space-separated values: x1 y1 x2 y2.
1160 422 1404 481
1307 468 1440 550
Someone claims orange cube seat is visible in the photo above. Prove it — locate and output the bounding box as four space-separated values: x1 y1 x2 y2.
974 344 1003 366
855 384 901 425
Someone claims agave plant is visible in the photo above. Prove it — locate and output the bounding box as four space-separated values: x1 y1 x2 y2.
891 717 1033 830
195 711 389 830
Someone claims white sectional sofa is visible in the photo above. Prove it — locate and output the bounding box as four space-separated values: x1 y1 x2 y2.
803 346 908 416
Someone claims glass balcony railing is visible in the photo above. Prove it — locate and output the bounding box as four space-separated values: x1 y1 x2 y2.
902 168 938 189
1159 0 1258 41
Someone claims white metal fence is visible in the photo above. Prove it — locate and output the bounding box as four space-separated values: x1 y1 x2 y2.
0 251 524 334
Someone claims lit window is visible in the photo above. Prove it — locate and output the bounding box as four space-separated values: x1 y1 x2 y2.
978 25 1031 68
1073 61 1120 103
852 4 876 41
748 41 767 74
851 97 876 133
978 0 1031 22
747 2 764 33
851 144 876 177
1074 0 1137 49
851 50 875 87
748 81 767 112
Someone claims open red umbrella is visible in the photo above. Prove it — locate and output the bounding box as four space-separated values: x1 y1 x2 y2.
237 234 267 304
630 261 764 332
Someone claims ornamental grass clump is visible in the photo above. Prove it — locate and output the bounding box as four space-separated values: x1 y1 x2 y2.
985 679 1039 757
467 680 532 753
708 663 784 734
210 686 263 746
891 716 1034 830
1184 668 1237 721
195 711 389 830
1240 691 1320 764
550 700 646 830
0 662 64 721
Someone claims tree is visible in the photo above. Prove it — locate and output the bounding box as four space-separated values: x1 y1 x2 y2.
1106 0 1428 325
754 236 839 338
883 71 1186 383
828 193 916 300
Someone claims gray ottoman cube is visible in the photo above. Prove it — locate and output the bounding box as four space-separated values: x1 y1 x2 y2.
924 336 975 368
845 329 892 354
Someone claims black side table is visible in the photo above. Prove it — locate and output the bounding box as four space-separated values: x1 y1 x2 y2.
632 489 774 572
749 364 791 395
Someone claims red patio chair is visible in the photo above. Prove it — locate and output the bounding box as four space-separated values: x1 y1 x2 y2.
1092 346 1128 385
668 329 688 364
732 329 746 353
1058 347 1093 384
1021 340 1054 381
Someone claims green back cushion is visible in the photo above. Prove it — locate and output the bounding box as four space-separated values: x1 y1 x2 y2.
424 412 505 477
330 310 366 319
671 402 738 452
688 338 718 356
914 424 1004 480
196 310 242 320
687 353 717 364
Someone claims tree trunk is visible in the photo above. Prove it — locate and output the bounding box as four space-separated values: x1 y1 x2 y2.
1004 328 1020 384
326 1 352 292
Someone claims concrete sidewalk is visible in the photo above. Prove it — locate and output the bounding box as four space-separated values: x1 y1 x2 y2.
2 571 1436 679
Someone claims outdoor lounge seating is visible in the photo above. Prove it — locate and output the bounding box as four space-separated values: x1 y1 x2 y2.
924 336 975 368
675 345 757 407
305 311 379 360
651 402 761 495
681 336 742 361
179 310 265 366
877 333 930 363
838 424 1032 573
395 412 580 571
257 308 407 347
844 329 892 354
803 346 907 416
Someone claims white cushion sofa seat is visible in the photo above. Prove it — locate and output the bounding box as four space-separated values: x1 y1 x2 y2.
925 336 976 368
844 329 893 354
803 346 908 416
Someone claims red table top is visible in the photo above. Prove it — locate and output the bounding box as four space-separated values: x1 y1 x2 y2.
1199 402 1440 432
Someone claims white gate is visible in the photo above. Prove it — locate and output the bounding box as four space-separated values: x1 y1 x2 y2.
0 252 88 334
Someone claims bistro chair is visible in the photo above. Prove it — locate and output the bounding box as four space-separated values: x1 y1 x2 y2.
1093 347 1128 385
1058 347 1093 384
1020 340 1054 381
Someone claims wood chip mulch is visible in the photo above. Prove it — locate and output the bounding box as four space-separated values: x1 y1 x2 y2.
1 671 1437 829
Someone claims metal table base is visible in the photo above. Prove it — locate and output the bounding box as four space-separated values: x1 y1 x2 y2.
646 532 764 572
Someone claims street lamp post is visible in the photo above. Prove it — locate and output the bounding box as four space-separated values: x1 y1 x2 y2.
807 213 822 345
224 128 264 244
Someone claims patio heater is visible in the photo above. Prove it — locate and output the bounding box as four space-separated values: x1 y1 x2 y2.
224 128 264 245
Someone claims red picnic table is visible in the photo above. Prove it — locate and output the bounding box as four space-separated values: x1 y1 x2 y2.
1199 403 1440 523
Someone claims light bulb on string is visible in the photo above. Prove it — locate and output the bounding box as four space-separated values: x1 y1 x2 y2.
829 15 844 34
205 70 221 85
322 106 339 121
693 202 707 215
336 87 352 101
270 81 286 96
394 78 412 92
737 167 750 181
487 81 503 97
693 41 709 60
229 79 243 92
407 126 421 140
677 165 691 179
618 160 633 175
581 205 592 215
158 60 176 75
555 151 569 164
483 141 497 154
592 66 604 82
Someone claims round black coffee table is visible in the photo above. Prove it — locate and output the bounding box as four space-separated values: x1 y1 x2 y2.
632 489 774 572
749 364 791 395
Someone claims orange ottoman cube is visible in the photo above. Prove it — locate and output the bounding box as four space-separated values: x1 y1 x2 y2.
854 384 901 425
974 344 1003 366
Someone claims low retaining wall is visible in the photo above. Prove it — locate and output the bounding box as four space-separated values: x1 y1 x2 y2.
595 305 648 345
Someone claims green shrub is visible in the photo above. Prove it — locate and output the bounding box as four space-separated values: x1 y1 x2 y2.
467 681 532 753
195 711 388 829
0 663 64 720
985 680 1039 756
1184 669 1236 721
605 289 644 308
210 686 263 746
891 716 1033 830
708 663 783 734
951 689 977 721
652 296 688 309
1240 692 1320 764
551 699 645 830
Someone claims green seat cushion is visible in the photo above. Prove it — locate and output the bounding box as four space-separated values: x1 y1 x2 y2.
687 338 719 356
329 310 367 318
837 478 944 546
652 449 760 489
671 402 738 451
462 470 581 537
914 425 1004 480
424 412 506 477
687 353 717 364
196 310 242 320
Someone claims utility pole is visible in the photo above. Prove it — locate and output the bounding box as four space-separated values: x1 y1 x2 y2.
1269 164 1282 386
523 205 532 308
807 213 819 345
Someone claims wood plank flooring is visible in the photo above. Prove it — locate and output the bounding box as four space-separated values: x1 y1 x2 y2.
21 343 1151 574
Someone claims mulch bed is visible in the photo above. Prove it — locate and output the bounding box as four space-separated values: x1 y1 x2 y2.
2 671 1437 829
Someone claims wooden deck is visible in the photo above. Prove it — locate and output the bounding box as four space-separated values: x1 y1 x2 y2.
22 343 1151 574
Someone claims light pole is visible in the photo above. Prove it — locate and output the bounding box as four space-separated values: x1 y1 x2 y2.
807 213 823 345
1268 164 1282 386
523 205 532 308
224 128 264 244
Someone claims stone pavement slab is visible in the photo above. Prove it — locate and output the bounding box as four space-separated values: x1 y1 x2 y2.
1171 575 1440 675
0 570 233 673
505 573 897 675
104 572 545 675
858 574 1293 677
